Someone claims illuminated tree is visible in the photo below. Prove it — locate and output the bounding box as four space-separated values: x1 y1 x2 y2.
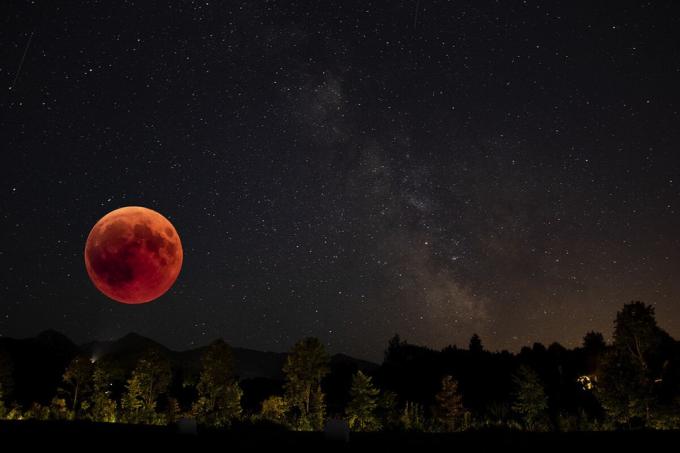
89 364 117 423
192 339 242 427
260 395 289 425
0 347 13 418
400 401 425 431
434 375 465 431
62 355 94 418
165 397 181 424
283 337 329 429
121 348 171 424
309 384 326 430
345 370 381 431
512 365 548 431
49 397 72 420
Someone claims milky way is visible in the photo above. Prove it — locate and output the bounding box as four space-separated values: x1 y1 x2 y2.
2 1 680 360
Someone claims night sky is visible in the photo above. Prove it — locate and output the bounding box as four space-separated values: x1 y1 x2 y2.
2 1 680 361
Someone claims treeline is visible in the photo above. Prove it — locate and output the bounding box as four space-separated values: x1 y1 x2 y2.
1 301 679 432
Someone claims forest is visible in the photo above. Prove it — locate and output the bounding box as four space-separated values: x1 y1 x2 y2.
0 301 679 433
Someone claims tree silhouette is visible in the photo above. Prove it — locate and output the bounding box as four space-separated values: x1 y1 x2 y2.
283 337 329 429
596 301 665 427
583 331 606 352
434 375 465 431
613 301 662 371
469 334 483 354
345 370 381 431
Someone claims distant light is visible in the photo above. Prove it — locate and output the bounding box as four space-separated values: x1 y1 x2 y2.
577 375 593 390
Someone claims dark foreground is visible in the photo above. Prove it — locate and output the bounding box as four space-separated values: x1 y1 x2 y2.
2 420 679 452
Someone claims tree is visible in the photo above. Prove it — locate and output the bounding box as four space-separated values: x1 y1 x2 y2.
89 364 117 423
0 347 13 417
512 365 548 431
583 331 606 352
400 401 425 431
613 301 662 371
62 355 94 418
192 339 242 427
376 391 401 430
469 334 483 354
596 302 665 427
283 337 329 429
596 348 652 427
121 348 171 424
260 395 289 425
345 370 381 431
309 384 326 431
384 334 403 364
434 375 465 431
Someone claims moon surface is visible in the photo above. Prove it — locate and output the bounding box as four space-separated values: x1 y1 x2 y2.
84 206 183 304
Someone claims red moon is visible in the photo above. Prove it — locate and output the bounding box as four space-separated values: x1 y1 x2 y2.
84 206 183 304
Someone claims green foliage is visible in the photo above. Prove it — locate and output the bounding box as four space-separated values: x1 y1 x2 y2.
260 395 289 425
345 370 381 431
434 375 465 431
400 401 425 431
62 355 94 418
49 397 73 420
283 337 329 427
88 364 117 423
309 384 326 431
121 348 171 424
192 339 242 427
512 365 548 431
0 347 13 408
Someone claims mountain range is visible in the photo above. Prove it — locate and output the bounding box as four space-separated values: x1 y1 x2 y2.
0 330 377 406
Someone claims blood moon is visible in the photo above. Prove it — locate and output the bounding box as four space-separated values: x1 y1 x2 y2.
84 206 183 304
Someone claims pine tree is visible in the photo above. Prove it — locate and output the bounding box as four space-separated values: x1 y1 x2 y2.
345 370 381 431
469 334 483 354
512 365 548 431
283 337 329 428
192 339 242 427
434 375 465 431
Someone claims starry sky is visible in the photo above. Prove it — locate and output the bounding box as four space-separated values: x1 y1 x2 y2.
2 1 680 361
